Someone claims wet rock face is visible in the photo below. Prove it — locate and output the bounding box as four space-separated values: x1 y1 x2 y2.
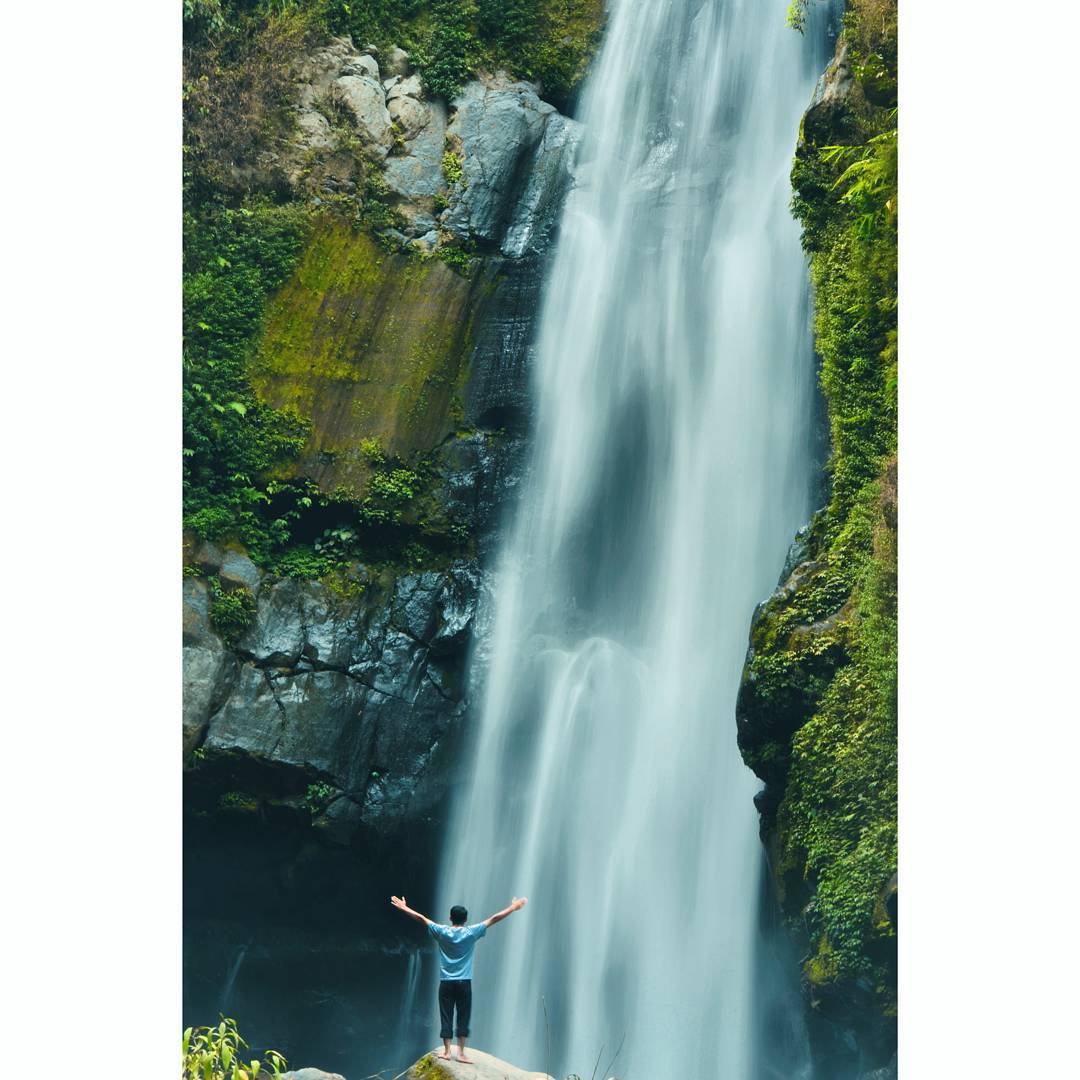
442 74 583 254
283 39 582 258
187 563 479 840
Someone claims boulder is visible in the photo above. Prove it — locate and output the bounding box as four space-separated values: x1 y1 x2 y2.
802 39 857 145
182 639 234 757
407 1049 553 1080
236 578 308 666
385 46 411 77
183 578 212 646
383 98 447 200
341 53 380 80
296 109 334 152
388 93 430 140
334 74 393 153
442 74 576 247
388 74 423 102
191 538 224 575
281 1070 347 1080
218 550 262 593
500 111 583 258
193 562 479 837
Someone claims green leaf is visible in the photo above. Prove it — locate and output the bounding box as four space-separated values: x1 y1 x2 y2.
228 402 247 416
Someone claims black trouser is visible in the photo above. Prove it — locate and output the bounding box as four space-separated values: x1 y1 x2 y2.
438 979 473 1039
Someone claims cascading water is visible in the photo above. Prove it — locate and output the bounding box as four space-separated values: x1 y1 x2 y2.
436 0 834 1076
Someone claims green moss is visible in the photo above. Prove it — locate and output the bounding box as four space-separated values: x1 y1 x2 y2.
218 790 259 813
737 0 897 1016
182 199 315 558
250 212 482 496
410 1054 453 1078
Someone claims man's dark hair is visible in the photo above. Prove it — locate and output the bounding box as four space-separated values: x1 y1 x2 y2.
449 905 468 925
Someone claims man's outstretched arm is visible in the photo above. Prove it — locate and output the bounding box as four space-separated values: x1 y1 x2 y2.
390 895 434 926
483 896 528 928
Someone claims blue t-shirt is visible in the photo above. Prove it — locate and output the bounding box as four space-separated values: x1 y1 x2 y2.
428 922 487 980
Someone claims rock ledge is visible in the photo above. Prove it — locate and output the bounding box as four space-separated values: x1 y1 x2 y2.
407 1048 553 1080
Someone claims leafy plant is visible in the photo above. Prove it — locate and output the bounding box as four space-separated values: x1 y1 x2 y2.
416 0 477 100
182 200 314 559
821 120 897 240
304 781 336 813
209 579 258 643
360 436 387 465
441 149 464 186
435 242 474 274
182 1017 287 1080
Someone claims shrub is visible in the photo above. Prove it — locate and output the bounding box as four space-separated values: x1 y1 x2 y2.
182 1017 287 1079
441 149 464 186
209 579 257 643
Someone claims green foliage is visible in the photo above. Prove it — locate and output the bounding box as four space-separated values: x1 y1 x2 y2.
359 436 386 464
304 781 336 813
183 4 319 200
182 1017 287 1080
435 242 475 275
209 579 258 643
786 0 810 33
441 149 464 186
184 0 605 116
779 472 897 987
741 0 898 1009
416 0 478 100
356 168 407 234
183 200 317 559
218 790 259 811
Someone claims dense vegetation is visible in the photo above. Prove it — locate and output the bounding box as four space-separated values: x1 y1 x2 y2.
738 0 898 1030
184 0 603 111
182 0 602 577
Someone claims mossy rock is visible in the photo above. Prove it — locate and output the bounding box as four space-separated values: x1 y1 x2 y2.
250 216 495 496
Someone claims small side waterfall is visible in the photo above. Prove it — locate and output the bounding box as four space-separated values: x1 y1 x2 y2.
395 950 424 1052
220 943 248 1017
437 0 834 1077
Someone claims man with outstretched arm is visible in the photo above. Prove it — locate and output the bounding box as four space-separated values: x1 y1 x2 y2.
391 894 528 1063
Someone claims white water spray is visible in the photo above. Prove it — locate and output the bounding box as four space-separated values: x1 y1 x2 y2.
438 1 832 1075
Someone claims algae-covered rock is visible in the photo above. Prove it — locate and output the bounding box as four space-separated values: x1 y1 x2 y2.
407 1049 553 1080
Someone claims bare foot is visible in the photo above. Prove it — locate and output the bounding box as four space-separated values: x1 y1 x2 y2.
437 1051 453 1060
456 1054 474 1064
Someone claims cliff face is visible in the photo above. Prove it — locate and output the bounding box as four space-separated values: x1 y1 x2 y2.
184 4 897 1075
182 14 597 1070
736 3 898 1077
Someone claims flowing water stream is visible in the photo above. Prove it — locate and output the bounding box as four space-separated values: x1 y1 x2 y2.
435 1 834 1075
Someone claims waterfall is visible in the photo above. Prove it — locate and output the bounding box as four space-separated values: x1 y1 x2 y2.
396 950 424 1052
220 943 248 1017
437 0 833 1076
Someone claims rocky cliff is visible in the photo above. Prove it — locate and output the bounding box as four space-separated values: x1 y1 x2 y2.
182 13 597 1071
736 2 899 1077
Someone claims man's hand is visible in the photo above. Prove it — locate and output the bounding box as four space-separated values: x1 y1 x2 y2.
485 895 529 927
390 895 432 925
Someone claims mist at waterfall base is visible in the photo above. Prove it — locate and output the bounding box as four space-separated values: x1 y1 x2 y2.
423 0 836 1078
